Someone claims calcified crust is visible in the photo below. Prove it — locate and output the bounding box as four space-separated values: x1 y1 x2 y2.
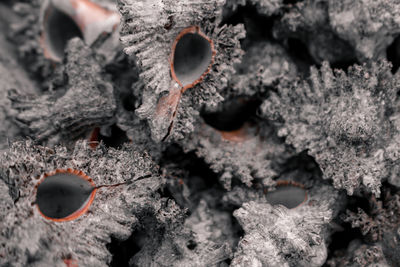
260 61 400 196
9 39 116 146
35 169 96 222
118 0 245 142
181 119 293 189
328 0 400 60
0 140 166 266
230 171 345 267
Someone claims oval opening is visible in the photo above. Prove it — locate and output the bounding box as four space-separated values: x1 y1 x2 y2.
266 181 307 209
43 5 84 61
36 170 95 221
172 27 214 88
201 97 261 132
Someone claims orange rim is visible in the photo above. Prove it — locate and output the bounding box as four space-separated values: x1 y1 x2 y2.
169 26 216 93
35 168 97 222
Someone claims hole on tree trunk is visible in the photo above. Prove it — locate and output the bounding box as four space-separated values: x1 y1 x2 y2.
171 26 214 89
36 170 96 221
266 181 307 209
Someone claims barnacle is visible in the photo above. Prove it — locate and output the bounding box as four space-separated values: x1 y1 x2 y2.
118 0 245 141
181 96 293 189
260 60 400 196
8 38 116 145
40 0 120 62
231 175 343 267
35 169 97 221
0 140 165 266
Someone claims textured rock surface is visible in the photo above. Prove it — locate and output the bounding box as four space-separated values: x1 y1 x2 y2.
3 0 400 266
0 140 167 266
118 0 245 142
8 38 116 146
261 61 400 196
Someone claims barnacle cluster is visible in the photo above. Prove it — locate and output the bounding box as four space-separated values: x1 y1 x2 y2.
2 0 400 266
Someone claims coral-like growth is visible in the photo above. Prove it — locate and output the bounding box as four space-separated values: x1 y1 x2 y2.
328 0 400 60
273 0 357 67
260 60 400 196
232 201 331 266
118 0 245 141
343 190 400 266
8 38 116 145
228 41 298 96
182 118 292 189
0 140 168 266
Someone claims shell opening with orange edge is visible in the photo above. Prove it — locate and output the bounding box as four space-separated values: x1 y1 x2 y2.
35 169 97 222
170 26 215 91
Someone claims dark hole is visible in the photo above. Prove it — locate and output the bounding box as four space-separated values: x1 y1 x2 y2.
386 35 400 73
44 6 84 60
173 32 212 87
283 0 303 4
201 97 262 132
107 232 144 267
98 125 130 149
287 38 315 66
266 185 307 209
221 4 277 50
186 240 197 250
36 173 93 219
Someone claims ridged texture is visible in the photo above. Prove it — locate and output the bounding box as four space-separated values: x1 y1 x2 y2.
182 120 293 189
231 176 342 267
118 0 245 141
260 60 400 196
328 0 400 60
8 38 116 145
0 140 165 266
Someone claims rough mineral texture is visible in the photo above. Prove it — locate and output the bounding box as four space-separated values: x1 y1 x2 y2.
260 60 400 196
0 140 170 266
118 0 245 142
3 0 400 266
8 38 116 146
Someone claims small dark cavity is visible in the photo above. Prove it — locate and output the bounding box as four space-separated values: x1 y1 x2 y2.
386 35 400 74
44 5 83 60
173 32 213 87
222 4 278 50
186 239 197 250
266 184 306 209
107 231 146 267
283 0 303 4
98 125 130 148
201 97 262 132
36 173 94 219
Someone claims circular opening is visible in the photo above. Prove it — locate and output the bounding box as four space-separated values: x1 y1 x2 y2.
172 28 213 88
266 182 307 209
36 170 95 221
201 97 261 132
43 5 84 60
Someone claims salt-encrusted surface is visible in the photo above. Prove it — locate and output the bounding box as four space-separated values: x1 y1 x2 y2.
260 61 400 196
8 38 116 146
0 140 167 266
118 0 245 142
